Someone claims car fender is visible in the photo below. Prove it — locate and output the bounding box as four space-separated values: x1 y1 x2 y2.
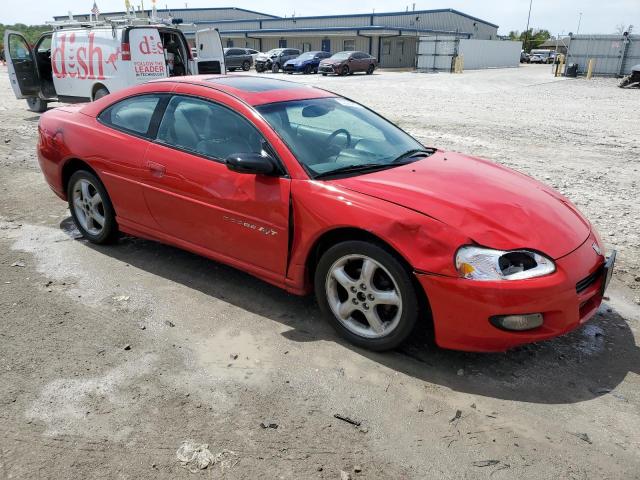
287 179 469 292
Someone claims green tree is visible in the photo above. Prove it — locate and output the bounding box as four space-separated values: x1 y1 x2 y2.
0 23 51 51
518 28 551 52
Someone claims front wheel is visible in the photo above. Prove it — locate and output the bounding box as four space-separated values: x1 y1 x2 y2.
271 62 280 73
341 65 350 76
315 241 419 351
26 97 48 113
67 170 118 244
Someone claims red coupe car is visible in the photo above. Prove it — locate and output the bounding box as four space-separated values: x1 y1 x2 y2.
36 75 615 352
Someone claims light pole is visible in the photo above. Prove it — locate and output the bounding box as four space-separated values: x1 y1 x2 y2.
523 0 533 52
576 12 583 35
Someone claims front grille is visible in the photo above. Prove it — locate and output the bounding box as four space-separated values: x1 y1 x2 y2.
576 266 603 294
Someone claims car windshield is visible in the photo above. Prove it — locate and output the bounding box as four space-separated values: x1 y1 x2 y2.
266 49 284 56
257 98 431 179
331 52 351 60
298 52 316 60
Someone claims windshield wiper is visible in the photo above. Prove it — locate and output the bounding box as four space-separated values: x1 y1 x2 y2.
313 163 393 179
392 148 436 164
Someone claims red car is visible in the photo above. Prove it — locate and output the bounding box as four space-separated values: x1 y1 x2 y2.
36 75 615 352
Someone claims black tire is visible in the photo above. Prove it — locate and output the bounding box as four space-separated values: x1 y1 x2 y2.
242 60 251 71
67 170 118 244
304 64 313 75
228 67 236 72
93 87 110 100
314 240 419 351
341 65 350 76
366 64 375 75
26 97 48 113
322 73 328 76
271 62 280 73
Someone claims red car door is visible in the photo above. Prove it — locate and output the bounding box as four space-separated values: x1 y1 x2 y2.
139 92 291 277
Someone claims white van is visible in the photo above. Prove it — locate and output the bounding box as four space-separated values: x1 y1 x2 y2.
4 20 225 112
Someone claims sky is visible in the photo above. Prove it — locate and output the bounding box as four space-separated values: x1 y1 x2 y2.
1 0 638 36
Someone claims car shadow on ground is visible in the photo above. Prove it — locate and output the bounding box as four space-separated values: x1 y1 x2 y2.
61 218 640 405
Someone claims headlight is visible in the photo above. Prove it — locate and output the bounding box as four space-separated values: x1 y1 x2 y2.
455 246 555 281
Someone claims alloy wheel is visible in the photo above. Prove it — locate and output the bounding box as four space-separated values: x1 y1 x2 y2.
325 254 403 339
72 178 106 236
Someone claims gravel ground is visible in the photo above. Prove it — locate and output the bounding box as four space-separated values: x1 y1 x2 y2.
0 64 639 479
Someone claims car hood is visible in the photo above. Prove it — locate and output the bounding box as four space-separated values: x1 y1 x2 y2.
331 150 590 259
256 55 271 61
321 59 343 65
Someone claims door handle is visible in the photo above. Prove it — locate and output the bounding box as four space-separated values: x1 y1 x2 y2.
147 161 166 178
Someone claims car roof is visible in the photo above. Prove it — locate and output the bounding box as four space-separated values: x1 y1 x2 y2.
153 75 336 106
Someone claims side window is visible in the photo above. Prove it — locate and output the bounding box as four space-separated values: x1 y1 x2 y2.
9 34 31 60
37 36 52 52
156 96 264 161
98 95 161 136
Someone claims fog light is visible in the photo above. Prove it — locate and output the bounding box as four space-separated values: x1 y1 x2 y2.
490 313 543 331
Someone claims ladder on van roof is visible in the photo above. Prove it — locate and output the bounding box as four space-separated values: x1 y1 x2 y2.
46 15 189 31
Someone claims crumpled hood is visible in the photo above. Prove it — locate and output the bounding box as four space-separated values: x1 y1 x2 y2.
331 151 591 259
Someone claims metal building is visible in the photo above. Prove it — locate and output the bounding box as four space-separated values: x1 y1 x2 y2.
55 7 499 68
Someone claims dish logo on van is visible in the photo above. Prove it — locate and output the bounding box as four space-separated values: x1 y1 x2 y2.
52 33 107 80
138 35 163 55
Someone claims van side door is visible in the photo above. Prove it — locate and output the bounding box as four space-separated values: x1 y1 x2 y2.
194 29 226 74
4 30 41 99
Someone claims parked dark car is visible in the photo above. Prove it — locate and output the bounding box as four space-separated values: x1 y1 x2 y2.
319 51 378 76
255 48 301 73
284 51 332 74
224 48 253 72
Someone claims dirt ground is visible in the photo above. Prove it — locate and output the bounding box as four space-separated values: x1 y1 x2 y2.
0 64 639 479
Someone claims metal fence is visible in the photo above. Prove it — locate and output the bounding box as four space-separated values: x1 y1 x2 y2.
565 34 640 76
416 35 460 71
416 36 521 71
458 39 521 69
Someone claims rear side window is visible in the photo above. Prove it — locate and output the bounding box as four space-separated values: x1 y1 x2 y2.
156 95 264 161
98 95 161 136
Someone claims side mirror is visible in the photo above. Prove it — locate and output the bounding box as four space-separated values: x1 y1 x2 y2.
348 57 354 62
225 153 277 176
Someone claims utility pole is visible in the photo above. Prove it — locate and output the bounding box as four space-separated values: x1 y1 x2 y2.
576 12 583 35
523 0 533 52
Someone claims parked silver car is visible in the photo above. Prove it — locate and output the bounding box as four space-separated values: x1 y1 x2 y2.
224 48 253 71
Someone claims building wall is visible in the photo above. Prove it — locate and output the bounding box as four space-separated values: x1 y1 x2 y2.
195 10 497 39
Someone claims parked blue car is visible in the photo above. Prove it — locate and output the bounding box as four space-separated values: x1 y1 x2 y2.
283 51 332 74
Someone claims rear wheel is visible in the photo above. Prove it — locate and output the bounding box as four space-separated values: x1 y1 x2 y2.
341 65 350 76
366 64 375 75
228 67 236 72
26 97 48 113
93 87 110 100
67 170 118 244
315 241 419 351
322 73 328 76
242 60 251 71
